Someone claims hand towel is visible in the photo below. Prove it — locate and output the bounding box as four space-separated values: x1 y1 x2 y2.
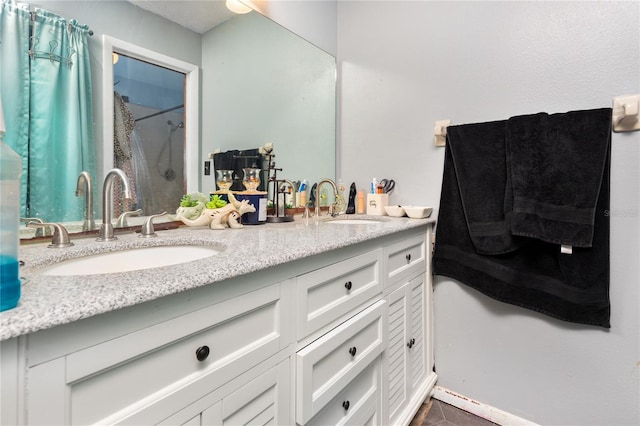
447 121 526 255
433 129 611 328
507 108 612 247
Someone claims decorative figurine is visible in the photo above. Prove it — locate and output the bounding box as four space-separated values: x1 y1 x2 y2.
346 182 357 214
178 192 256 230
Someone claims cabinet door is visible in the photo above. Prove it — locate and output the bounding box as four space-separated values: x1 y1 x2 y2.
385 275 426 426
406 276 426 395
160 357 290 426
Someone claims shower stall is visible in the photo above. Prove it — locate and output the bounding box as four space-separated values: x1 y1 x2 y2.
113 54 186 216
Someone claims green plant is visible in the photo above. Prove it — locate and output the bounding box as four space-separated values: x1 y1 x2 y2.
206 195 228 209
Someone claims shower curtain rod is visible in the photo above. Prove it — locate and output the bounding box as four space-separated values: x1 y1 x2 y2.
134 104 184 122
29 11 93 35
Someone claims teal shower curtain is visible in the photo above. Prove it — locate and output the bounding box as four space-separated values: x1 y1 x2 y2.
0 0 95 222
0 1 30 216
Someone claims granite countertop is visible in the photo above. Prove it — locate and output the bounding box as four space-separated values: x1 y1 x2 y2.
1 215 434 341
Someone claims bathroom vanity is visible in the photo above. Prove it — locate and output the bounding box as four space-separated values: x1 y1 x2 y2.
0 217 436 425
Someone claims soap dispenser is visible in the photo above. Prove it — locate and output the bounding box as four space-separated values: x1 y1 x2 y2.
0 98 23 311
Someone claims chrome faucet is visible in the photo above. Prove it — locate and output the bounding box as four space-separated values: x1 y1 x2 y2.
115 208 142 228
75 171 96 232
20 217 52 238
315 178 339 218
98 168 132 241
26 222 73 248
139 212 167 238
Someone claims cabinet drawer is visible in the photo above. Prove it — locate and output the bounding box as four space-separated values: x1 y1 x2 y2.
384 233 426 285
296 300 386 424
307 358 380 426
28 283 288 425
296 249 383 340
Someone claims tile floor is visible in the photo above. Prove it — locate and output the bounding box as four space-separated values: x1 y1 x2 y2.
412 399 498 426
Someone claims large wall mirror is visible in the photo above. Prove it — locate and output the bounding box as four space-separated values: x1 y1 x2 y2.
18 1 336 239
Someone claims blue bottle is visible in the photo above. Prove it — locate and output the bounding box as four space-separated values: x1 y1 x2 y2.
0 101 22 312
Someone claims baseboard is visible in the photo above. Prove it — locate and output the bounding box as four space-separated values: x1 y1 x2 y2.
432 386 539 426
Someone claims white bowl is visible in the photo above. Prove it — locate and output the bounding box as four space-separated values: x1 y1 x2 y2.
384 205 406 217
402 206 433 219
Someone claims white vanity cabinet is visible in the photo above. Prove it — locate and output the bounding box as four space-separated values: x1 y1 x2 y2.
2 223 436 426
25 279 292 425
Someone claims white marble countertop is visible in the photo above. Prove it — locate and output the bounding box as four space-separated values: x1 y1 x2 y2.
1 215 434 341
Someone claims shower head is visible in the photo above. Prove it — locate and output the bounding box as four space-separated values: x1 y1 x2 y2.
168 120 184 132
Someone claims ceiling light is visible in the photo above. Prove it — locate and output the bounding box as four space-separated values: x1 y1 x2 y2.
226 0 252 14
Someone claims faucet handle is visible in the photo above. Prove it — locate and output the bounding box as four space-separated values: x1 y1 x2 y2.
21 217 53 237
26 222 73 248
139 212 167 238
115 208 143 228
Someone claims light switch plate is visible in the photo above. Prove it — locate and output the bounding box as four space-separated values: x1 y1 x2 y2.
612 94 640 132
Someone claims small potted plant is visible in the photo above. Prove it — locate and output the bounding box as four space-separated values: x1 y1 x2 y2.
174 192 208 220
285 203 296 217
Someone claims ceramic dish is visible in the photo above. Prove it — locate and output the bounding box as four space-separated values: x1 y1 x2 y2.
402 206 433 219
384 205 406 217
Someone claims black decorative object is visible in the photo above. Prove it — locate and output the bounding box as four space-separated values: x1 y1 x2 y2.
308 182 317 208
346 182 356 214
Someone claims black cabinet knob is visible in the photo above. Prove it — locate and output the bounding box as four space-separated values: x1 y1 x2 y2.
195 345 210 361
407 338 415 349
405 253 412 263
342 400 350 411
349 346 357 357
344 281 353 291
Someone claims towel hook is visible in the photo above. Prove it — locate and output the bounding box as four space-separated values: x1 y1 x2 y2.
434 119 451 147
612 94 640 132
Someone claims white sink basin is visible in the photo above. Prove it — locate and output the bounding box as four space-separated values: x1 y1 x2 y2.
38 245 222 276
327 219 382 225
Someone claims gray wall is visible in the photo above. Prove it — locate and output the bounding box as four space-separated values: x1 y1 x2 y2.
201 11 336 191
337 1 639 425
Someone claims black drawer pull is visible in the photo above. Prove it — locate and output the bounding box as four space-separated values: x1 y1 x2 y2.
342 400 350 411
407 338 415 349
406 253 412 263
344 281 353 291
195 345 210 361
349 346 357 357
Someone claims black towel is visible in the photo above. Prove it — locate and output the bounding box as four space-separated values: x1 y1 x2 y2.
447 121 527 255
433 111 611 328
507 108 612 247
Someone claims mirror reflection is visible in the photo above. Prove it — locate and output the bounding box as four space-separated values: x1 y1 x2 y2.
113 54 186 216
13 1 336 239
201 11 336 191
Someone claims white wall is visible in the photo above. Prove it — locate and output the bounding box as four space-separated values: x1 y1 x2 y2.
338 1 639 425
